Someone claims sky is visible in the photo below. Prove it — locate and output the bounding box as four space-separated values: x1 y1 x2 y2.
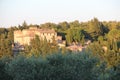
0 0 120 27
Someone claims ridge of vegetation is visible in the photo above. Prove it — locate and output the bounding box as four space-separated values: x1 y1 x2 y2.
0 18 120 79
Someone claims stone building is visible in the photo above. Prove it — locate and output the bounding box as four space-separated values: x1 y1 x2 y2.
14 27 57 45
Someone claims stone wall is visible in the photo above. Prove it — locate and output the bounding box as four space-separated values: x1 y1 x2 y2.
14 27 57 45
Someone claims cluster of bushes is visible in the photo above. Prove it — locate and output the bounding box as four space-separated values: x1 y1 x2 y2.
0 52 119 80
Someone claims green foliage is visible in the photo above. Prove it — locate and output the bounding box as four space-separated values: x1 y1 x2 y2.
0 27 14 58
87 41 120 68
18 21 29 30
96 63 120 80
0 37 13 57
111 64 120 80
40 22 57 29
0 52 119 80
25 35 58 57
103 21 120 30
66 28 86 44
69 20 80 28
57 21 70 31
22 21 28 29
87 42 104 57
107 29 120 52
0 57 12 80
7 55 36 80
87 18 107 40
7 52 99 80
107 29 120 41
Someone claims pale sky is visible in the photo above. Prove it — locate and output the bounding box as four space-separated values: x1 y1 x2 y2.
0 0 120 27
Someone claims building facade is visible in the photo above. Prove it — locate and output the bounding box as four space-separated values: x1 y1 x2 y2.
14 27 57 45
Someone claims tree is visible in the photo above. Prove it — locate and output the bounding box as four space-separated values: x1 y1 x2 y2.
7 28 14 43
107 29 120 41
69 20 80 28
107 29 120 51
57 21 70 31
88 18 105 40
0 35 12 57
98 36 104 44
66 28 86 45
22 21 28 29
29 35 42 56
40 22 56 29
26 35 58 57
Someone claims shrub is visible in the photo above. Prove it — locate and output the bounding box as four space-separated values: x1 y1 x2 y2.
7 55 36 80
3 52 119 80
45 53 99 80
0 56 12 80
